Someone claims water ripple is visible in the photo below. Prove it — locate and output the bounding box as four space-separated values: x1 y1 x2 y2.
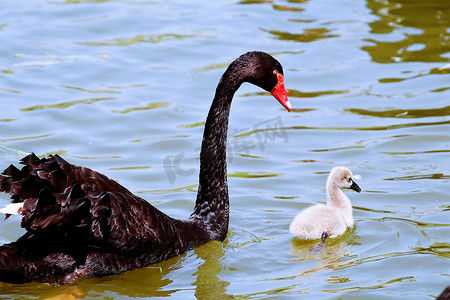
20 97 117 111
60 85 121 94
413 242 450 258
228 171 282 179
263 28 338 42
112 102 169 114
78 33 200 46
285 119 450 131
346 106 450 119
384 173 450 181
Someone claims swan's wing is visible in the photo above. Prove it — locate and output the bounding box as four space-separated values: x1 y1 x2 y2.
0 153 178 253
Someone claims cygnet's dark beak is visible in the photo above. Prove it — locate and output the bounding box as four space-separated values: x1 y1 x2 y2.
350 180 361 193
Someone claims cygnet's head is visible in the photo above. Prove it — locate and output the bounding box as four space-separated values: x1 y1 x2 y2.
327 166 361 192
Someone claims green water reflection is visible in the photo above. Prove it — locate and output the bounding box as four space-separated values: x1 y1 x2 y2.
20 97 117 111
265 28 337 43
78 34 199 47
347 105 450 118
363 0 450 63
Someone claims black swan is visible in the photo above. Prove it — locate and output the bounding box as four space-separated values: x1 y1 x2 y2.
0 51 291 284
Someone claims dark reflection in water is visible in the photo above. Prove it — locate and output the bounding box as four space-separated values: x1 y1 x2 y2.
378 217 450 229
239 0 307 6
113 102 170 114
264 28 338 43
252 0 338 43
288 88 347 98
379 67 450 83
286 119 450 131
384 173 450 181
94 241 230 299
273 4 304 12
78 34 199 47
238 0 273 4
0 265 172 298
193 241 233 300
346 105 450 119
363 0 450 63
0 241 231 299
20 97 117 111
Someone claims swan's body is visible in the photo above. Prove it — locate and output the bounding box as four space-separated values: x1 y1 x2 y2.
0 51 291 284
290 167 361 240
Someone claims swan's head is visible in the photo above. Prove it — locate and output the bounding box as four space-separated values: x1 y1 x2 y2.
328 166 361 193
236 51 292 111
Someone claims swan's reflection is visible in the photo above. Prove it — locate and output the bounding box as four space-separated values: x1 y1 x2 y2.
289 230 357 279
192 241 234 300
0 240 232 299
76 241 233 299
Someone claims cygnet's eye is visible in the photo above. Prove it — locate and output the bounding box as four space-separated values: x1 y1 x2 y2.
348 177 352 182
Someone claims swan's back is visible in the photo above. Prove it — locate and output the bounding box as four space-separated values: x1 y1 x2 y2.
289 205 348 239
0 153 201 283
3 154 180 250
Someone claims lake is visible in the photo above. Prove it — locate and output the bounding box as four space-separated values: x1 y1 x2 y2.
0 0 449 299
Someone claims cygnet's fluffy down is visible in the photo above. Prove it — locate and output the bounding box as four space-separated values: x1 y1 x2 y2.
290 166 361 240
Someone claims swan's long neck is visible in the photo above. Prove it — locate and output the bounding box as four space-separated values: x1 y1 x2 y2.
326 182 353 227
190 68 242 241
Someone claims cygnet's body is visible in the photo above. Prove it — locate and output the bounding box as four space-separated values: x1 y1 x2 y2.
290 167 361 240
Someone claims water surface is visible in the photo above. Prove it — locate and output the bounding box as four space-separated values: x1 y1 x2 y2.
0 0 449 299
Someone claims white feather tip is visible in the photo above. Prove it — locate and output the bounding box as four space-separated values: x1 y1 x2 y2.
0 203 23 215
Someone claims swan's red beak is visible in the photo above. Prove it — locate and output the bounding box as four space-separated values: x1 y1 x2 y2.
270 73 291 112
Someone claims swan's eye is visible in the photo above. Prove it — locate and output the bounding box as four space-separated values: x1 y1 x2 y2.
348 177 352 182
